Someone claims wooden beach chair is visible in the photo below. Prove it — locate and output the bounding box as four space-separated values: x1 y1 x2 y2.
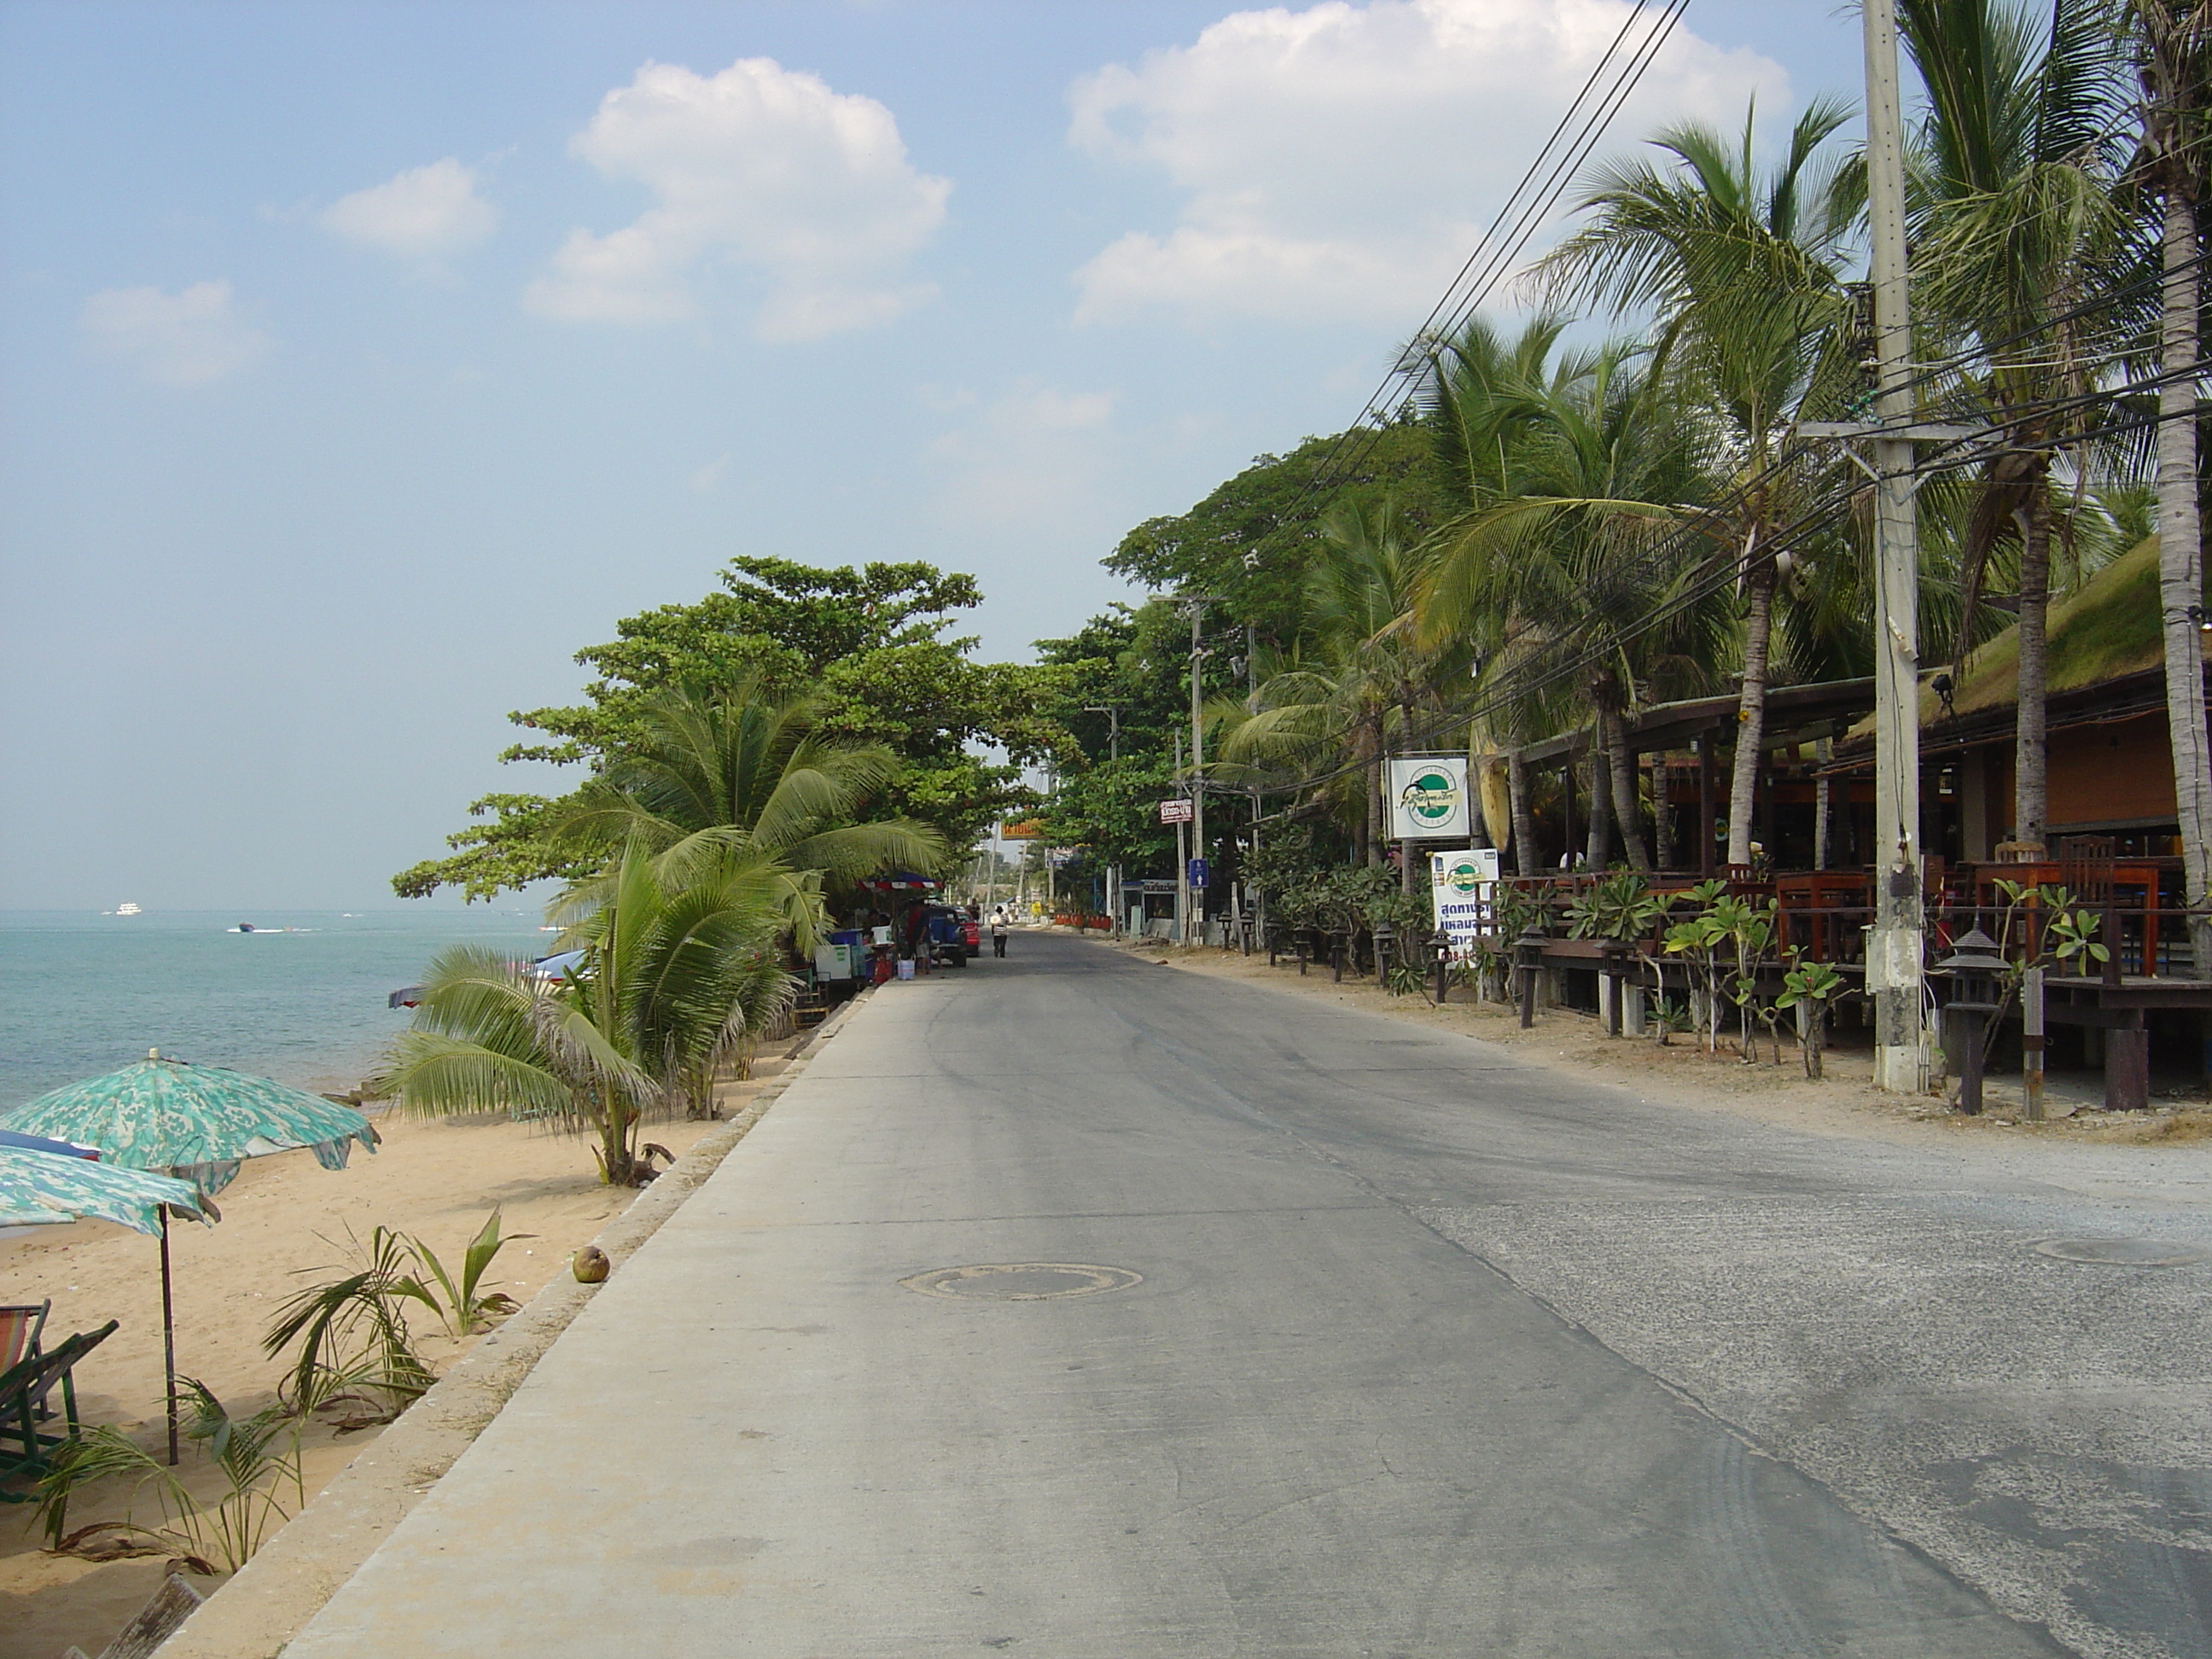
1 1301 51 1417
0 1301 48 1371
0 1319 118 1499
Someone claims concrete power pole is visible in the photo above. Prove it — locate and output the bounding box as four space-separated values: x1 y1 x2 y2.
1185 599 1213 944
1173 731 1189 943
1085 704 1122 928
1862 0 1928 1092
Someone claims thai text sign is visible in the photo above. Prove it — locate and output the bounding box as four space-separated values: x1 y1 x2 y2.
1157 798 1195 824
1429 847 1499 947
1388 756 1470 841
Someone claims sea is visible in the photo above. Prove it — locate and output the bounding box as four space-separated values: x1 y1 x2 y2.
0 908 554 1112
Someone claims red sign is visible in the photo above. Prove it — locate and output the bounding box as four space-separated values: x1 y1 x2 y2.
1158 799 1194 824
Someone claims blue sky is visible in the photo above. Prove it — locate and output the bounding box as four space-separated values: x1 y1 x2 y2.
0 0 1861 910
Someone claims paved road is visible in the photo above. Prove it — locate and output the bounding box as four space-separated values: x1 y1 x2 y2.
289 934 2212 1658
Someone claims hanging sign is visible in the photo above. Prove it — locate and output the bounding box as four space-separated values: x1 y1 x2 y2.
1429 847 1499 947
1387 756 1470 841
1158 798 1195 824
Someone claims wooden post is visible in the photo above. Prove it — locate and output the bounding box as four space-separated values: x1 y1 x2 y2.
1697 731 1715 877
1561 749 1575 871
2107 1016 2150 1112
1957 1005 1986 1115
2022 966 2046 1121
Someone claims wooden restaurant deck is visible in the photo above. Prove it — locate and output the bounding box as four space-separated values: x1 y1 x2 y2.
1492 856 2209 1111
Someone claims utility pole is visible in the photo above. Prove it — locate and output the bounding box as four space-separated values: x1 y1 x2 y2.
1805 3 1968 1083
1861 0 1928 1093
1085 703 1123 929
1180 597 1216 943
1173 731 1189 942
1084 703 1121 763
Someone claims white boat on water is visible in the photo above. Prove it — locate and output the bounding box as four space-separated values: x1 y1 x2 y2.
104 902 142 917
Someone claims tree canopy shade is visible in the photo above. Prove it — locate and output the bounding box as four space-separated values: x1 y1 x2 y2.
393 557 1068 900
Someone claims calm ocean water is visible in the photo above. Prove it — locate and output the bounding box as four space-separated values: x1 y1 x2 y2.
0 909 552 1111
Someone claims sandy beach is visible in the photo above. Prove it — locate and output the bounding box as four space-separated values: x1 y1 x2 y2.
0 1049 802 1659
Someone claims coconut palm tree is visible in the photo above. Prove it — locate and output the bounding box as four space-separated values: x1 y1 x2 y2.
1418 317 1611 872
1221 497 1454 872
1417 337 1729 872
544 678 946 940
1903 0 2136 850
2128 0 2212 972
370 842 795 1183
1534 98 1860 868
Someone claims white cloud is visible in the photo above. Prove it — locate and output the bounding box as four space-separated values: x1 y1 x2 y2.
526 56 951 341
321 159 498 266
80 281 271 386
1068 0 1790 325
927 383 1117 525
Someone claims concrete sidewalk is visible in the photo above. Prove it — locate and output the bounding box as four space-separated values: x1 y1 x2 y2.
282 942 2060 1657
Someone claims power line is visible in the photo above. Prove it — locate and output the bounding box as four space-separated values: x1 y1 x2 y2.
1241 0 1690 564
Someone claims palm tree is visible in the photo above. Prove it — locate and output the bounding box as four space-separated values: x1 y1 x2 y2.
370 842 795 1183
1534 98 1860 868
545 678 946 939
1423 317 1590 874
1222 498 1453 872
2128 0 2212 972
1904 0 2135 850
1417 334 1728 872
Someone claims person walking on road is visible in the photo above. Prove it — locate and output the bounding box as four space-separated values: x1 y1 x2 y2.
990 907 1009 958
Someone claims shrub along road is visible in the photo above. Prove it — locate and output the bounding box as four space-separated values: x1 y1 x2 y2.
283 932 2208 1658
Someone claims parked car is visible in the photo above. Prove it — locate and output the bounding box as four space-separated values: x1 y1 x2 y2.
921 905 981 966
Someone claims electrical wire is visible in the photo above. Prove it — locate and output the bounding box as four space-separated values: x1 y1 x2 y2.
1243 0 1691 556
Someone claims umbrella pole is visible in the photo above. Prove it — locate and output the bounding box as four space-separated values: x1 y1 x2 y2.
160 1209 178 1465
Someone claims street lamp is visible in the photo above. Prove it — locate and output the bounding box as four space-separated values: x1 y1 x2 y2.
1936 925 2009 1115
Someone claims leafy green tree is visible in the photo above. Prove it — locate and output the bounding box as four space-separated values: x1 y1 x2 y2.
371 842 795 1182
544 680 946 911
1536 98 1860 868
1417 324 1727 872
396 557 1064 899
1221 496 1453 870
2128 0 2212 974
1105 421 1451 650
1904 0 2137 848
1034 752 1179 876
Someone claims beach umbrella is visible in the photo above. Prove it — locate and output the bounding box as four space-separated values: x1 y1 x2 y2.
0 1128 98 1159
3 1050 378 1460
0 1144 209 1233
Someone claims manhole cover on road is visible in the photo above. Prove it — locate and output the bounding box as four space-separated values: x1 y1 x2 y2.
2032 1237 2210 1266
899 1263 1144 1301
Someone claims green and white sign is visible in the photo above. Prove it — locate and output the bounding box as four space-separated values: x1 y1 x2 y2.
1387 756 1470 841
1429 847 1499 946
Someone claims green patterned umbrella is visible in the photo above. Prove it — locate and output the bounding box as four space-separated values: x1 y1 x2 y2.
3 1049 379 1461
5 1051 377 1195
0 1145 209 1234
